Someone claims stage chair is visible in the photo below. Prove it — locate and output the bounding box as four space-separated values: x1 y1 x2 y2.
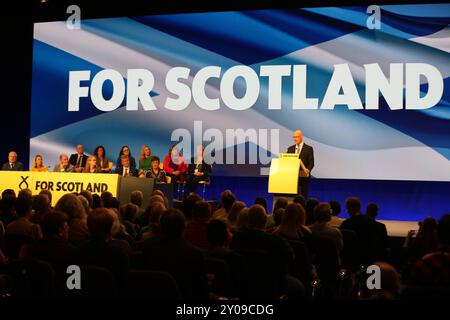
198 179 210 199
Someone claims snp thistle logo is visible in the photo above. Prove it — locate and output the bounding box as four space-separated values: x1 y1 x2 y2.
19 176 29 190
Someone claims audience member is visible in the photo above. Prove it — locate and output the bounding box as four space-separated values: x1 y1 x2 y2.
142 208 209 299
31 154 48 172
212 190 235 220
227 201 246 230
6 196 42 240
55 194 89 246
328 200 343 228
30 194 52 225
69 144 88 173
1 151 24 171
366 203 388 261
310 203 343 255
184 200 211 250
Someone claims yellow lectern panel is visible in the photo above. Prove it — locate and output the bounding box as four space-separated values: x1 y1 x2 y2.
268 157 300 194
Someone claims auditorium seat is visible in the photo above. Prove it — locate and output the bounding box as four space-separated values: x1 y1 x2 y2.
65 266 119 300
3 234 35 259
287 240 311 290
205 257 233 297
340 229 361 272
311 237 340 298
234 249 280 299
123 270 181 300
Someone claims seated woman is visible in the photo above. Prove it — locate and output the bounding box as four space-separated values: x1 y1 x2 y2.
31 154 48 172
145 156 167 183
116 146 136 171
94 145 112 173
163 145 187 185
185 145 211 194
84 156 100 173
138 145 152 177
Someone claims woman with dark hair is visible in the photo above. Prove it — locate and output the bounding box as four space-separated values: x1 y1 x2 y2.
116 146 136 171
93 145 112 173
145 156 167 183
163 145 187 185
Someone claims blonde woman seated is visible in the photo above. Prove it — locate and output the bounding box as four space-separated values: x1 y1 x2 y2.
84 156 100 173
138 144 152 177
31 155 48 172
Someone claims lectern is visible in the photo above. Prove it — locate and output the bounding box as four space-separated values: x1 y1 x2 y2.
268 153 309 206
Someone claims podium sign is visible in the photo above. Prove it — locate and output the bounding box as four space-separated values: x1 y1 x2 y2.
268 155 300 194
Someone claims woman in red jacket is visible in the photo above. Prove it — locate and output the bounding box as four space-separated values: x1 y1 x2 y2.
163 145 187 186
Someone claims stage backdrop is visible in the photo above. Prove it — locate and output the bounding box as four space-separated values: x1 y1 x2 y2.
30 4 450 220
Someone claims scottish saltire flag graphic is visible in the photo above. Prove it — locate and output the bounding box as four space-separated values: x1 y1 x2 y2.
31 4 450 180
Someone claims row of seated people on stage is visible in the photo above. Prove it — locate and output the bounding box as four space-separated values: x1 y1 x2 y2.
1 144 211 194
0 188 449 300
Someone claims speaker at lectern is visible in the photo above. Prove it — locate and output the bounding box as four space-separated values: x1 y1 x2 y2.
268 153 309 195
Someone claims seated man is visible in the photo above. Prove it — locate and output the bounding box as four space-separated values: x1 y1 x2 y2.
2 151 24 171
116 155 139 177
69 144 88 173
53 154 75 172
185 145 211 194
145 156 167 183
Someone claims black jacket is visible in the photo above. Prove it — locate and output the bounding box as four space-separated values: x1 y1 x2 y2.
287 143 315 172
69 153 88 168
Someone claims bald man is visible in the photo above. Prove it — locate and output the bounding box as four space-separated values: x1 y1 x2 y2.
1 151 24 171
287 130 314 198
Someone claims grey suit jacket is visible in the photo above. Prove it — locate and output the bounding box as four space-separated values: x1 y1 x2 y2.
53 164 75 173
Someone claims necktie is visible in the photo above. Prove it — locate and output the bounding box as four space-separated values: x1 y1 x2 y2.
76 155 82 167
10 163 13 169
124 168 129 177
295 145 299 154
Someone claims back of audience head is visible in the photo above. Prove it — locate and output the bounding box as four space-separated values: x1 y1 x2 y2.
80 190 93 209
182 193 201 219
247 204 267 231
253 197 267 213
368 262 401 300
15 196 33 218
18 189 33 201
2 189 16 199
41 211 69 240
305 198 319 224
227 201 246 224
160 208 185 240
293 194 306 210
329 200 341 217
92 194 103 209
273 197 288 213
120 203 139 223
55 193 86 223
100 191 113 204
366 203 379 219
220 190 236 213
207 219 231 248
193 200 211 221
87 208 115 241
77 195 90 215
345 197 362 217
39 189 52 205
438 213 450 248
276 203 305 235
103 196 120 210
33 194 51 215
272 208 285 227
314 202 332 223
236 208 250 231
130 190 144 208
148 203 166 235
152 189 165 198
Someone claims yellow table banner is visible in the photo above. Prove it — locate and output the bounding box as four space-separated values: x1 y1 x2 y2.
0 171 120 205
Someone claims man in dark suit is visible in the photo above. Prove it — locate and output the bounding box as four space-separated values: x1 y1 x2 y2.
287 130 314 199
1 151 24 171
185 145 212 194
69 144 88 173
116 155 139 177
